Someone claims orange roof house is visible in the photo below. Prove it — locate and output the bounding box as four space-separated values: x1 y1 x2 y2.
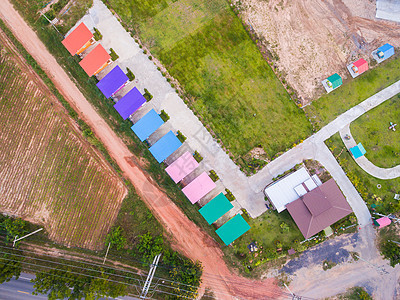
62 23 94 55
79 44 111 77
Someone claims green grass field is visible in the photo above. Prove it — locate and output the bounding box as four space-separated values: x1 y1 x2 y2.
108 0 312 161
326 133 400 214
351 95 400 168
305 54 400 129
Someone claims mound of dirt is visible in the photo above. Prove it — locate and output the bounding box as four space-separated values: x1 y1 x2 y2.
236 0 400 103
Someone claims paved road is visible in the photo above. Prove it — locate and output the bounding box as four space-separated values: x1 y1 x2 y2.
0 274 44 300
340 124 400 179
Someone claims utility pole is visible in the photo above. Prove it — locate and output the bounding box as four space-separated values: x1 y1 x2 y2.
13 228 43 247
389 240 400 246
140 253 161 299
103 243 111 264
355 255 389 275
284 283 302 300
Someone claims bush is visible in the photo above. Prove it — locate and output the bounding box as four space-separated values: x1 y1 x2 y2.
143 49 147 54
143 88 153 102
177 130 187 143
209 170 219 182
93 27 102 41
126 68 135 81
194 151 203 163
109 48 119 61
148 56 152 60
225 188 236 201
45 9 56 21
160 110 170 122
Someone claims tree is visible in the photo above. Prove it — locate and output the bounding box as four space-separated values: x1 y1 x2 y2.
0 250 23 284
105 226 126 250
380 240 400 267
136 233 163 264
0 217 27 244
32 267 127 300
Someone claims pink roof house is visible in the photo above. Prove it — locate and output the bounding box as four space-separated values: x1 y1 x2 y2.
374 217 391 229
166 152 199 183
182 172 216 204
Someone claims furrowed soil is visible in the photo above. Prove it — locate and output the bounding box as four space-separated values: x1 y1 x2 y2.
237 0 400 102
0 29 127 250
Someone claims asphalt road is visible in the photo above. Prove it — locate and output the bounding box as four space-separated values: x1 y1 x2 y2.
0 273 140 300
0 273 45 300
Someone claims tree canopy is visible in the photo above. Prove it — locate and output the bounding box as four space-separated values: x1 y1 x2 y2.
105 226 126 250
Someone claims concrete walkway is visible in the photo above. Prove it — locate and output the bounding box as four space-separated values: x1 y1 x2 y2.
339 124 400 179
77 0 400 224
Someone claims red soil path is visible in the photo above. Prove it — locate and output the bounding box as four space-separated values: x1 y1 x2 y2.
0 1 282 298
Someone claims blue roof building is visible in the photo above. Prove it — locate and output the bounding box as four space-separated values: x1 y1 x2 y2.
377 43 395 60
350 143 366 159
131 109 164 141
149 131 182 163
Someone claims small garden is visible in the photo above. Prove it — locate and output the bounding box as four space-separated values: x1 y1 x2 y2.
326 133 400 214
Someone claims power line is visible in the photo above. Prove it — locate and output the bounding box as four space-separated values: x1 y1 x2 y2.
0 249 217 299
0 256 199 300
0 241 292 299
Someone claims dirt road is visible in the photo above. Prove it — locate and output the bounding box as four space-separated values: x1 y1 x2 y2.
0 1 282 298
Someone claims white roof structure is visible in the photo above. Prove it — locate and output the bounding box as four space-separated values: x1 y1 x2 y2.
304 178 317 191
264 167 312 212
294 184 307 197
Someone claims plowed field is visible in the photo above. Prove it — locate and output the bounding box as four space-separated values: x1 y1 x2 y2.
0 31 127 250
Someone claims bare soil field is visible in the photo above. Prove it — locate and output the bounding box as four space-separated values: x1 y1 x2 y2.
236 0 400 102
0 29 127 250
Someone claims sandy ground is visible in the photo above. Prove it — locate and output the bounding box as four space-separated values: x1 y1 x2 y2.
0 1 284 298
237 0 400 102
276 225 400 299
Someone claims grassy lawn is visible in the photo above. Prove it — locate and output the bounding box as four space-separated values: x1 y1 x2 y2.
304 54 400 129
351 94 400 168
107 0 312 162
326 133 400 214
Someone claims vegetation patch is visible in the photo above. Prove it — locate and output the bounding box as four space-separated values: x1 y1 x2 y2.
305 53 400 129
143 88 153 101
351 95 400 168
177 130 187 143
377 225 400 267
209 170 219 182
160 109 170 122
109 48 119 61
93 27 103 41
194 150 203 163
225 188 235 201
125 67 135 81
322 259 337 271
106 0 312 167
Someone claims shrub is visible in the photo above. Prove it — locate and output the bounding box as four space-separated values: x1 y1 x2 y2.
143 49 147 54
148 56 152 60
157 67 161 71
167 78 171 82
109 48 119 61
126 68 135 81
160 110 170 122
93 27 102 41
45 9 56 21
139 45 143 48
209 170 219 182
177 131 187 143
194 151 203 163
143 88 153 102
225 188 236 201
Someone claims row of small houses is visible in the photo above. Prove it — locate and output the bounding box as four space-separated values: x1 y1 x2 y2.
323 43 395 93
61 23 250 246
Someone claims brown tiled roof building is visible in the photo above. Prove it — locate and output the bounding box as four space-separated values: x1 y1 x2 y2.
286 179 352 239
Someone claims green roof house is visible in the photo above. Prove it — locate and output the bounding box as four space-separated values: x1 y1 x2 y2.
326 73 342 89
